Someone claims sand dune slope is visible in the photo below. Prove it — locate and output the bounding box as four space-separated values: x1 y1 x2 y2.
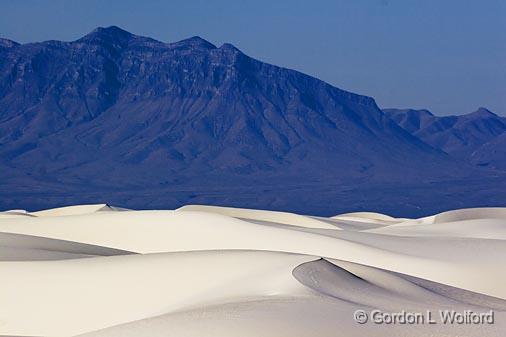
1 205 505 337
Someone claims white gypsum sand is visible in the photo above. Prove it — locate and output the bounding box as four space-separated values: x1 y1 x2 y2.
0 204 505 337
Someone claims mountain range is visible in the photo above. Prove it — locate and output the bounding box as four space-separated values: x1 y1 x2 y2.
0 26 504 216
384 107 506 170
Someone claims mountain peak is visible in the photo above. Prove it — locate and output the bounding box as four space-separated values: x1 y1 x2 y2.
469 107 496 118
382 108 437 134
170 36 216 50
77 26 135 44
91 25 132 37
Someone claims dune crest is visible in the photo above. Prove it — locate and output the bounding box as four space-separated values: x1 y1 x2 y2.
31 203 128 217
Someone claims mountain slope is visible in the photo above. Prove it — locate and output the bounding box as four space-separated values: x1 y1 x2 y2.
0 26 503 216
471 132 506 169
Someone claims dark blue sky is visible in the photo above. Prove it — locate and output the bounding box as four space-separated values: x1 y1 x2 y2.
1 0 504 115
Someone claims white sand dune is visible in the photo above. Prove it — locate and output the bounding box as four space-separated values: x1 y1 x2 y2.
1 205 505 337
0 232 135 261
